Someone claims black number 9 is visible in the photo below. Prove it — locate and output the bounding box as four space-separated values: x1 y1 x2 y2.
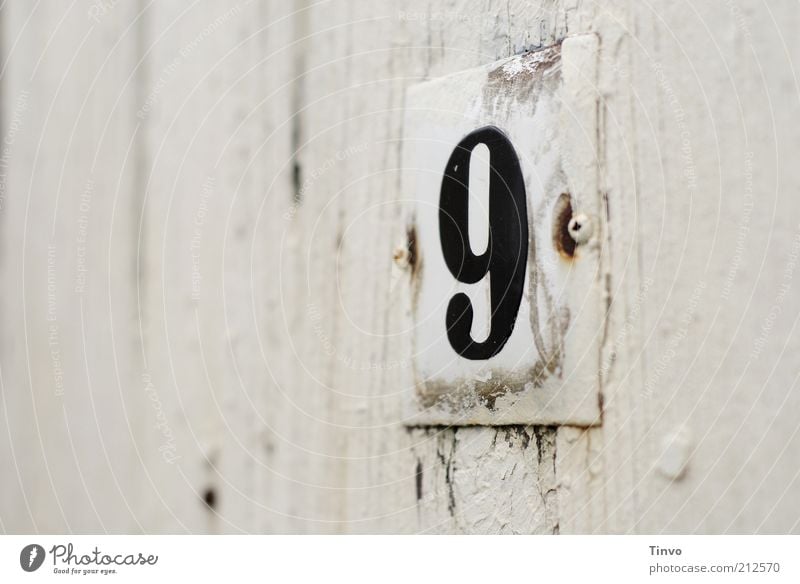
439 126 528 360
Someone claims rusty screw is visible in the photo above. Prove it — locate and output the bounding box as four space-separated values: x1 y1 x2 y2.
393 245 410 269
568 213 593 245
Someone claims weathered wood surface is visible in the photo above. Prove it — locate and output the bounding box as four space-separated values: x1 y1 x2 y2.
1 0 799 533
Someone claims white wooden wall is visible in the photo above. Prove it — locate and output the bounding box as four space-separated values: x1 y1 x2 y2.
1 0 799 534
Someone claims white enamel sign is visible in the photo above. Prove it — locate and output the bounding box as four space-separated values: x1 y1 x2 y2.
403 36 604 425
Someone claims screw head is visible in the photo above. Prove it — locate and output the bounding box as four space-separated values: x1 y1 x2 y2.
393 245 410 269
568 213 593 245
657 427 692 481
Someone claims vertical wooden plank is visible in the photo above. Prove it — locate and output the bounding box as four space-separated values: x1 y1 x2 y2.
214 0 300 533
294 0 588 534
138 0 305 533
626 0 800 534
558 0 800 535
0 0 145 532
557 0 646 534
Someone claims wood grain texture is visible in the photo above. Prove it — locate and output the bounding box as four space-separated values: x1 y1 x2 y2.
0 0 145 532
1 0 799 534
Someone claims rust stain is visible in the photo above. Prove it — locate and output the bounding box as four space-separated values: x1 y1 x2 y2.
483 43 562 113
418 349 562 412
553 192 576 260
406 223 420 280
406 222 423 313
487 43 561 85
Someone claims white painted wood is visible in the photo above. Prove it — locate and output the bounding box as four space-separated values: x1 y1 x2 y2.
0 1 145 532
1 0 799 535
137 0 302 533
